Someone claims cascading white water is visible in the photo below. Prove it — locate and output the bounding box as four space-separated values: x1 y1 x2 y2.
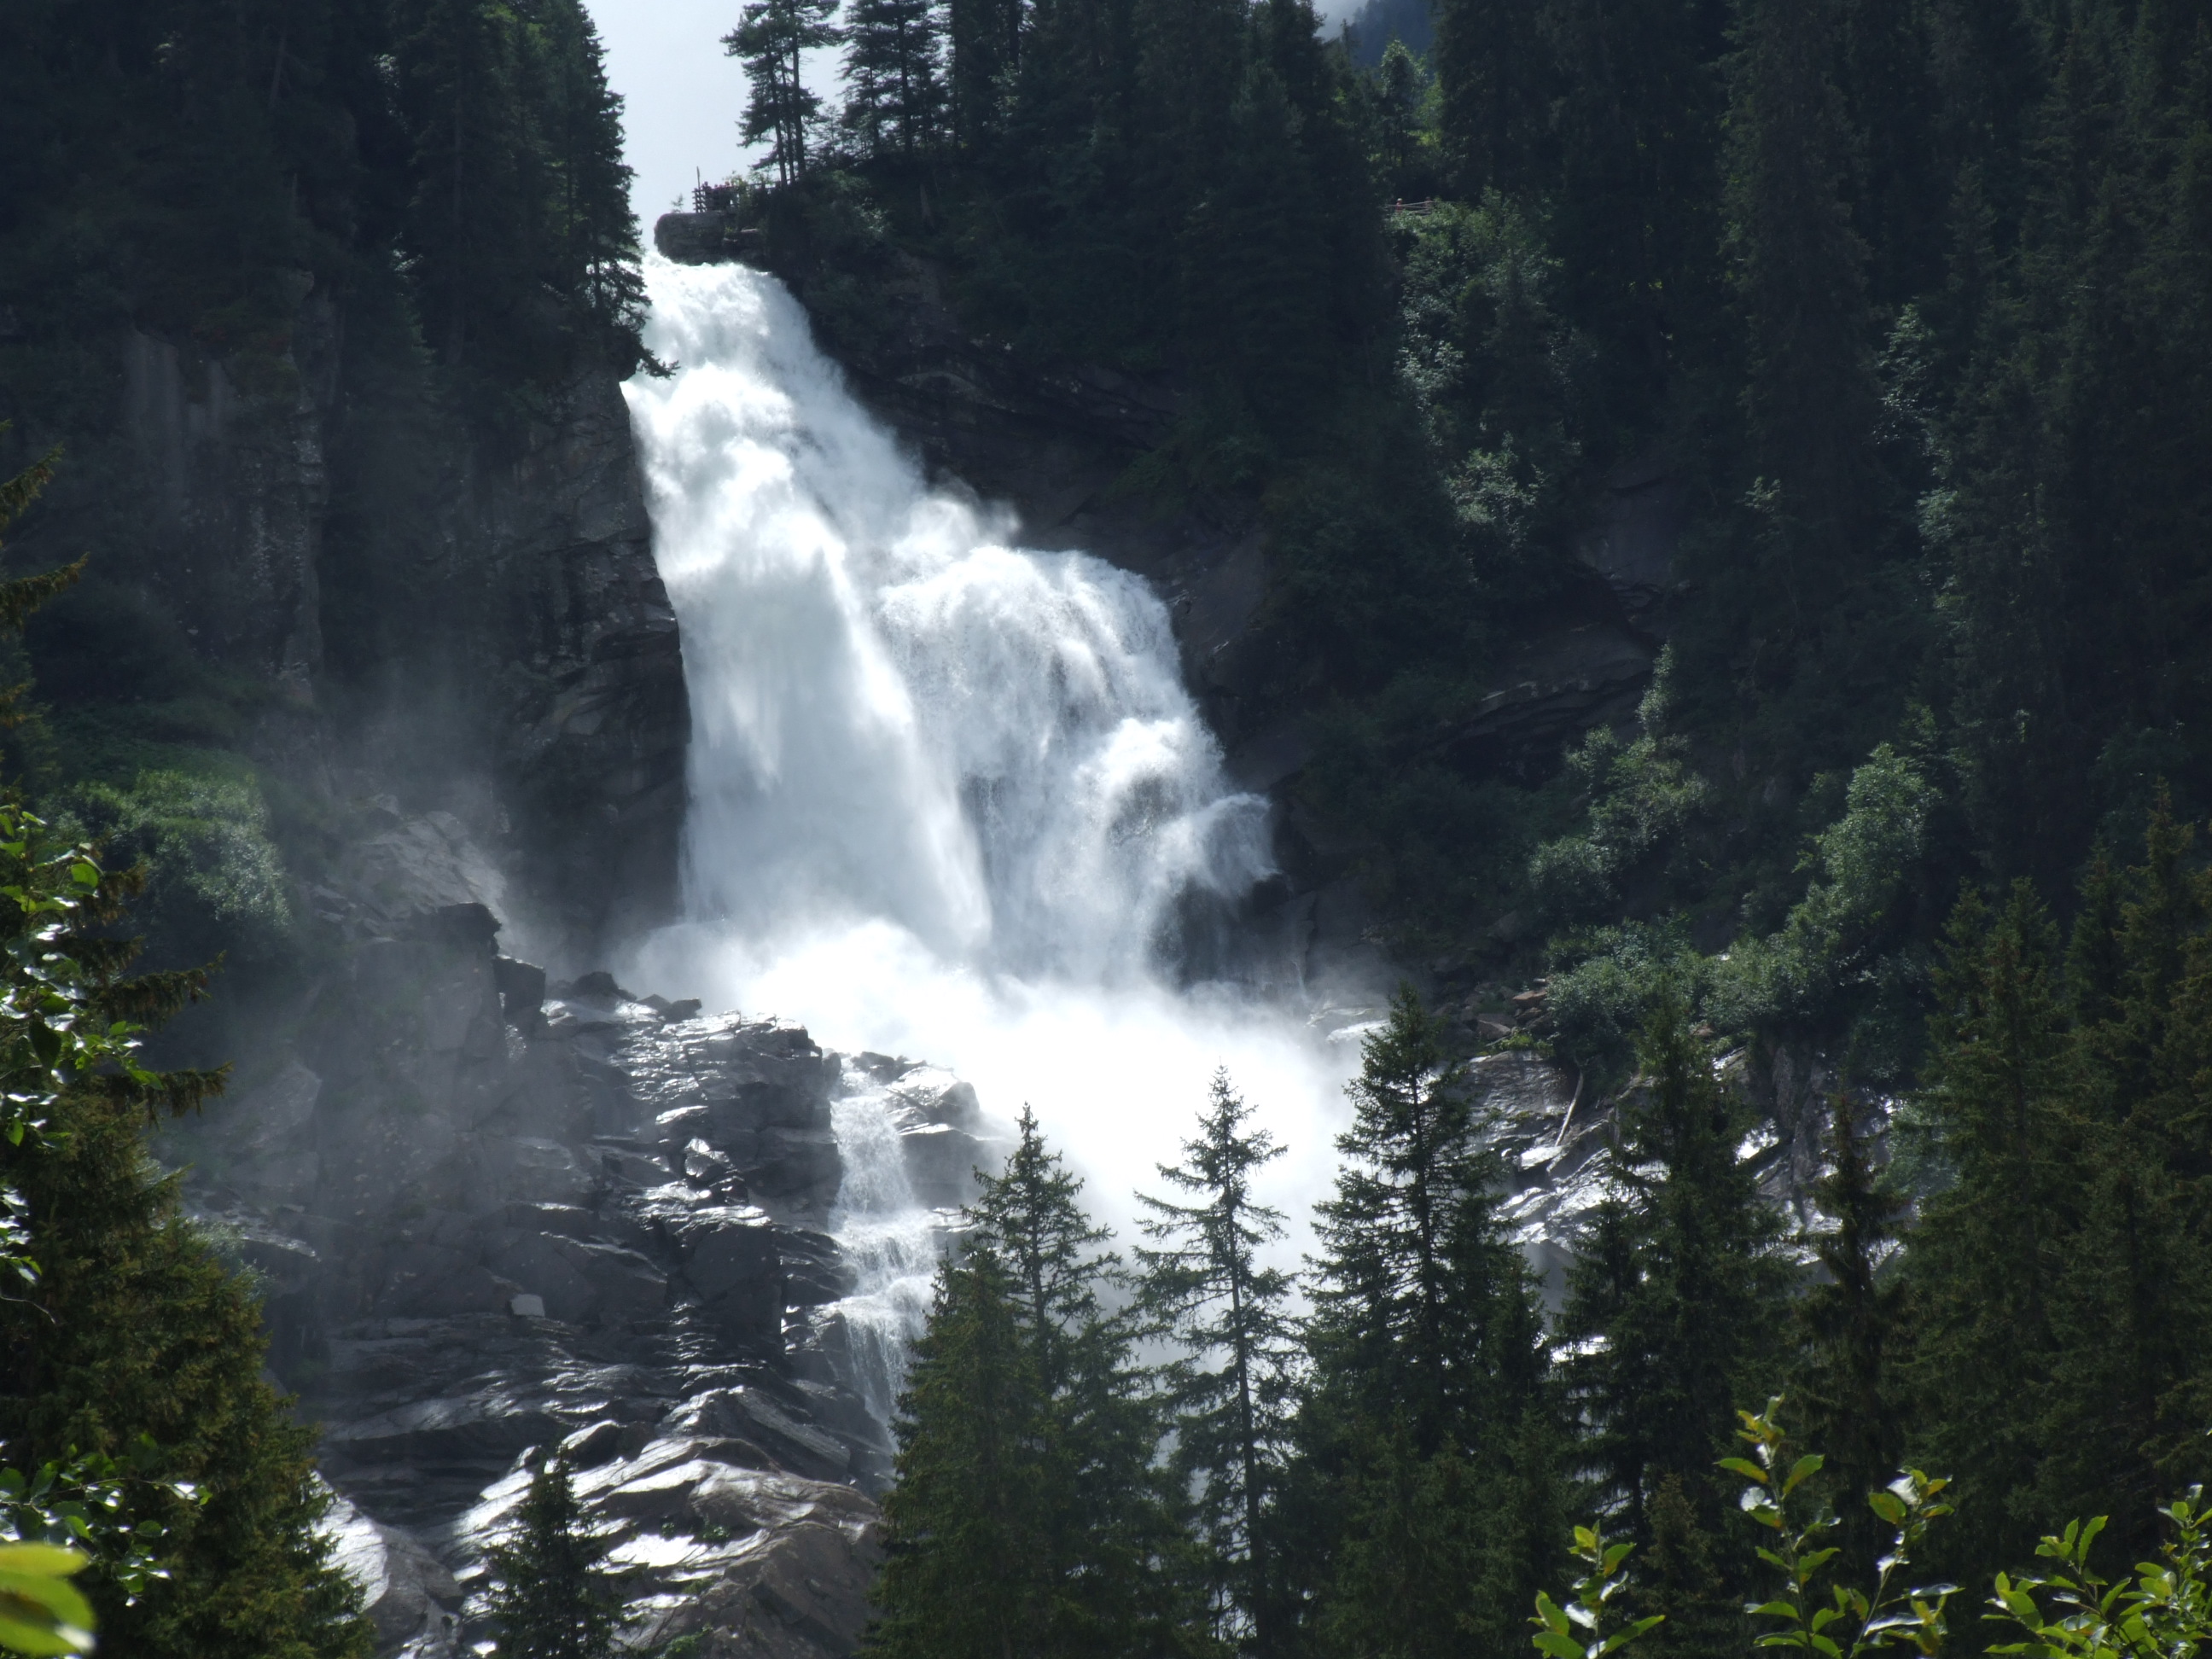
623 255 1359 1421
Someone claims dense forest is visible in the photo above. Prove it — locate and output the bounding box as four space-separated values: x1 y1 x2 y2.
3 0 2211 1652
0 0 653 1022
716 0 2212 1650
0 4 647 1656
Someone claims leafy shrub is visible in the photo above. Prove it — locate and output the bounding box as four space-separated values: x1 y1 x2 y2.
67 770 292 964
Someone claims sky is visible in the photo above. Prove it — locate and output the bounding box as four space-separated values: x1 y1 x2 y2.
585 1 760 225
587 0 1365 235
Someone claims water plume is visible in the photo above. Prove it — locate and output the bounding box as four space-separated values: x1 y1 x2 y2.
622 256 1359 1416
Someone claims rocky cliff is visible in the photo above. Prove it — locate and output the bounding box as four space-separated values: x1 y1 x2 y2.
168 833 1005 1657
21 292 687 965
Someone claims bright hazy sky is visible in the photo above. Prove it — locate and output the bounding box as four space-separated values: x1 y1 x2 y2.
586 1 762 224
585 0 1360 231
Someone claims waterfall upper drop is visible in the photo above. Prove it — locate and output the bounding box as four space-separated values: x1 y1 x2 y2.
624 255 1274 985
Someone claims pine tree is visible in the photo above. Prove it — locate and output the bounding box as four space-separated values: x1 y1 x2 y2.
1309 986 1529 1448
1136 1069 1298 1655
538 0 647 364
869 1110 1190 1659
868 1249 1053 1659
1899 882 2077 1584
841 0 948 158
486 1452 623 1659
726 0 843 185
1557 1000 1790 1659
1429 0 1546 196
946 0 1024 150
1790 1092 1908 1579
1721 0 1885 632
1295 987 1560 1658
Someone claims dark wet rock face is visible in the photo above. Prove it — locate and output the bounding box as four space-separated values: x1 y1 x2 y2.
72 297 688 964
166 918 958 1658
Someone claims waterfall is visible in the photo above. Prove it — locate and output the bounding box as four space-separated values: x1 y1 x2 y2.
623 255 1354 1424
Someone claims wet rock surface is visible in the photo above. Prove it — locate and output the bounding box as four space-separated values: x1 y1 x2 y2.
37 295 687 968
166 912 998 1657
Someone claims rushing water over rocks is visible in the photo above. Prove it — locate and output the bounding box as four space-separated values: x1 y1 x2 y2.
621 255 1363 1422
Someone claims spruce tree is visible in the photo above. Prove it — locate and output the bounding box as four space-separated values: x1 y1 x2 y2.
868 1109 1190 1659
1135 1069 1298 1655
1898 882 2077 1584
725 0 843 185
841 0 947 158
1557 1000 1790 1659
485 1452 623 1659
1790 1092 1907 1579
538 0 647 362
1295 987 1559 1659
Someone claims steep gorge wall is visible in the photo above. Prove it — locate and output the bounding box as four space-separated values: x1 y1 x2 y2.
15 293 687 964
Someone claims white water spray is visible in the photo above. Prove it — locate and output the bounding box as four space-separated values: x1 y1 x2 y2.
623 257 1359 1418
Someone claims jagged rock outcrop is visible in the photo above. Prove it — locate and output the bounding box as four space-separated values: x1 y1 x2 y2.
167 864 1000 1657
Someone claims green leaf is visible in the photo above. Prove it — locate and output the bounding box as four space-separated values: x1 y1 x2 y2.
1533 1630 1586 1659
1722 1458 1772 1484
1870 1491 1908 1525
1783 1454 1825 1496
1598 1614 1665 1653
0 1611 95 1658
1749 1600 1801 1621
0 1549 85 1580
1535 1592 1573 1638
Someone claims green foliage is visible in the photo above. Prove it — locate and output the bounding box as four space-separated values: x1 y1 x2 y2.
1529 1527 1663 1659
1726 1400 1958 1659
485 1452 624 1659
0 1542 94 1658
1135 1069 1298 1651
1790 1099 1911 1582
1 1439 205 1610
1531 661 1710 926
840 0 947 158
869 1109 1196 1659
0 809 367 1659
67 771 292 965
1986 1493 2212 1659
1708 743 1938 1051
1557 1001 1791 1656
1296 985 1560 1657
727 0 845 185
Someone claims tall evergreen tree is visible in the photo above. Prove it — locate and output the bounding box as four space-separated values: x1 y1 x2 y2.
726 0 842 185
868 1109 1191 1659
1557 1001 1790 1659
538 0 647 358
1720 0 1885 646
1790 1092 1908 1579
841 0 948 157
486 1452 623 1659
1136 1069 1298 1656
1294 987 1559 1659
1899 882 2076 1583
1430 0 1546 197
